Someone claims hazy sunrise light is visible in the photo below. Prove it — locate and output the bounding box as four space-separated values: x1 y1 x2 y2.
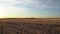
0 0 60 18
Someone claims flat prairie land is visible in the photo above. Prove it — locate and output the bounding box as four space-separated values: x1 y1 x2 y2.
0 18 60 25
0 18 60 34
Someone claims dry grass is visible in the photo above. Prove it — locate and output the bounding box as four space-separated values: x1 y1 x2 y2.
0 18 60 34
0 18 60 25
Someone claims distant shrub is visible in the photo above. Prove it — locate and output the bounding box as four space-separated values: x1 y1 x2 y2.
30 17 35 19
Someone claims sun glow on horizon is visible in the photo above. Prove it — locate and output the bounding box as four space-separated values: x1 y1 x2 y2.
0 11 6 18
0 6 28 18
0 0 59 18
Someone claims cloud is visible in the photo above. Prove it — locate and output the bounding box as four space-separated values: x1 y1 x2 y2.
0 6 29 18
16 0 60 9
0 0 59 11
0 0 59 10
0 0 16 3
0 0 16 6
0 6 28 14
0 0 59 18
0 0 59 13
0 0 29 14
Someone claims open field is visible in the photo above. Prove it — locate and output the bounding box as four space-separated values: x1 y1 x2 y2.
0 18 60 34
0 18 60 24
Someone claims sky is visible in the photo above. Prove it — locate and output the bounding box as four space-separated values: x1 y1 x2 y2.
0 0 60 18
